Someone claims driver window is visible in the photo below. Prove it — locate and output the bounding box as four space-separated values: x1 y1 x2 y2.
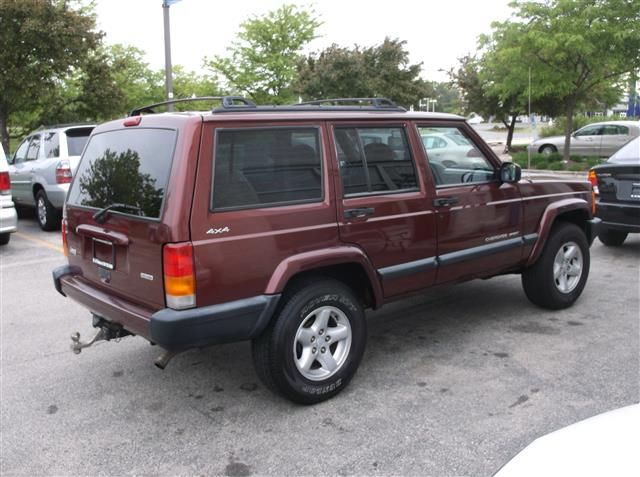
12 138 30 164
418 126 495 186
575 125 602 137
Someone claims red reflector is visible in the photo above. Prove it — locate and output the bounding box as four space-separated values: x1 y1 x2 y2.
163 242 194 277
124 116 142 127
61 219 68 256
0 171 10 191
588 169 597 187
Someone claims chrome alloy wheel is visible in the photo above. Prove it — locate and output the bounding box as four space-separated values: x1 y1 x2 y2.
553 241 583 293
37 196 47 227
293 305 352 381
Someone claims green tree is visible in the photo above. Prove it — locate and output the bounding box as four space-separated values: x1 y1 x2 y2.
295 38 433 109
206 4 320 104
0 0 102 151
494 0 640 160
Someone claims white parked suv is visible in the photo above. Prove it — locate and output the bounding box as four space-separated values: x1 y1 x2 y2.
8 124 94 230
0 144 18 245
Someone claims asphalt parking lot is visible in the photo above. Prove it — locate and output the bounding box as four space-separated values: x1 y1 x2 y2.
1 215 638 477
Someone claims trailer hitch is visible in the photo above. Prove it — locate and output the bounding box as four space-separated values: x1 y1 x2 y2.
70 316 131 354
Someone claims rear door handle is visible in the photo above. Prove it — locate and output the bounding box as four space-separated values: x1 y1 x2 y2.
433 197 459 207
344 207 375 219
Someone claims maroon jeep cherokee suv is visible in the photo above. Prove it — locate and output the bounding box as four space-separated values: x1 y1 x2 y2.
53 97 600 403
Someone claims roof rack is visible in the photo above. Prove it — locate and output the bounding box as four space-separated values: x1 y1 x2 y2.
294 98 405 111
129 96 256 116
129 96 407 116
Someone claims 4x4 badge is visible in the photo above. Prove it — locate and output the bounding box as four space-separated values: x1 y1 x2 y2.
206 226 230 235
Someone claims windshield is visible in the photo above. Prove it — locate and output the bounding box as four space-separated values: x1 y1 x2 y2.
67 128 177 219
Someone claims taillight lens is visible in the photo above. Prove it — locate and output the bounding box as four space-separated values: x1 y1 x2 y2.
61 218 69 256
0 171 11 194
163 242 196 310
588 170 598 195
56 160 72 184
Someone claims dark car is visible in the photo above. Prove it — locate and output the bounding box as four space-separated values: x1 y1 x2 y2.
53 97 599 404
589 137 640 246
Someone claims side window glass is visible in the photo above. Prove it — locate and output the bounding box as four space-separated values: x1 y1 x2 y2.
13 138 30 164
419 126 495 187
25 135 41 161
44 132 60 158
212 127 322 210
334 126 418 196
575 126 601 137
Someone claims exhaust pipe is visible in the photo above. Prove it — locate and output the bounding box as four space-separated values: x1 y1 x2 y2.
154 349 178 370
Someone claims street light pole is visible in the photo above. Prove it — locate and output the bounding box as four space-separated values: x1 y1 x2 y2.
162 0 174 111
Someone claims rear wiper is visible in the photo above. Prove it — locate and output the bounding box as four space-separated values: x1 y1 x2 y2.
93 203 143 223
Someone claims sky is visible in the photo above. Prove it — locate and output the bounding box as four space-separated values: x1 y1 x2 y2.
94 0 513 83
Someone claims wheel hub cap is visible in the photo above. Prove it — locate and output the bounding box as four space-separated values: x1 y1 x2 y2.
293 305 352 381
553 241 583 293
37 198 47 225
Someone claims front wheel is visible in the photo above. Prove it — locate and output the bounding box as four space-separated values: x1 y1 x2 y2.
598 228 627 247
522 222 590 310
252 279 366 404
540 145 557 155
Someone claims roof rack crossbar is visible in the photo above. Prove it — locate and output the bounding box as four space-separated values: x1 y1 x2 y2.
129 96 257 116
294 97 405 111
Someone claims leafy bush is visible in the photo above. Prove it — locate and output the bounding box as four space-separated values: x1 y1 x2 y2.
568 164 584 172
548 162 564 170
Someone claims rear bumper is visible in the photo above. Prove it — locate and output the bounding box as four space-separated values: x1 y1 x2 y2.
596 201 640 233
586 217 602 245
0 204 17 234
52 265 280 350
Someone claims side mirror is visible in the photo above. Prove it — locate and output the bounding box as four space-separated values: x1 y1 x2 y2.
500 162 521 183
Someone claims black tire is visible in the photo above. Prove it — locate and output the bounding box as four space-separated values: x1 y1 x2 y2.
522 222 590 310
598 228 627 247
252 278 367 404
540 145 557 155
35 190 60 231
0 233 10 245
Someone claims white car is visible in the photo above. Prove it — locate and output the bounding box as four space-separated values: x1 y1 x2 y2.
421 131 490 169
0 144 18 245
495 404 640 477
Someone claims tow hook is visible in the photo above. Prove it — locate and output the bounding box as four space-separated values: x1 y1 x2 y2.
70 316 131 354
70 328 107 354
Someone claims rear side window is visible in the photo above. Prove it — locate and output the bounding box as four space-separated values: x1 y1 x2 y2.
212 127 322 210
65 127 94 156
26 135 41 161
334 126 417 196
43 132 60 158
67 128 176 219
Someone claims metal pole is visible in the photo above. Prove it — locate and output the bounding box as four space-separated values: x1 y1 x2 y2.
163 1 174 111
527 67 531 170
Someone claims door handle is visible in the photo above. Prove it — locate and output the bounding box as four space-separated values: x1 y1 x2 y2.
433 197 459 207
344 207 375 219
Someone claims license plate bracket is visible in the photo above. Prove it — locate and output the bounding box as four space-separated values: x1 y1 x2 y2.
92 238 116 270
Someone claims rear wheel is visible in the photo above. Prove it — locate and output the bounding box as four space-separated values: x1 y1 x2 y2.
35 190 60 231
0 233 10 245
540 145 557 155
598 228 627 247
252 278 366 404
522 222 590 310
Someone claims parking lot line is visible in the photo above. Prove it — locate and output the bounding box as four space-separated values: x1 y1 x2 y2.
14 232 64 254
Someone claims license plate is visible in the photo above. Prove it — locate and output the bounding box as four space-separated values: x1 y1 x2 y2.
631 183 640 200
92 238 115 270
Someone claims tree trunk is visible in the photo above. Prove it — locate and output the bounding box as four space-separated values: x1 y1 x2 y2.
0 107 9 154
504 114 518 153
563 101 576 163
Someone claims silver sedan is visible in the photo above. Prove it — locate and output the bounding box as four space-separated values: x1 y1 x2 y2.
529 120 640 157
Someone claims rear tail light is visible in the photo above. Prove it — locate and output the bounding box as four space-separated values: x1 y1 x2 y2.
56 160 72 184
61 218 69 256
163 242 196 310
0 171 10 194
588 169 598 215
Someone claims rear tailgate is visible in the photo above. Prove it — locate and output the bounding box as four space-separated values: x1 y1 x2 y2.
63 117 201 310
597 164 640 203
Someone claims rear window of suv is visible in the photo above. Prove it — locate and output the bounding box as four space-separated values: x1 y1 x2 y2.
67 128 176 219
65 127 94 156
